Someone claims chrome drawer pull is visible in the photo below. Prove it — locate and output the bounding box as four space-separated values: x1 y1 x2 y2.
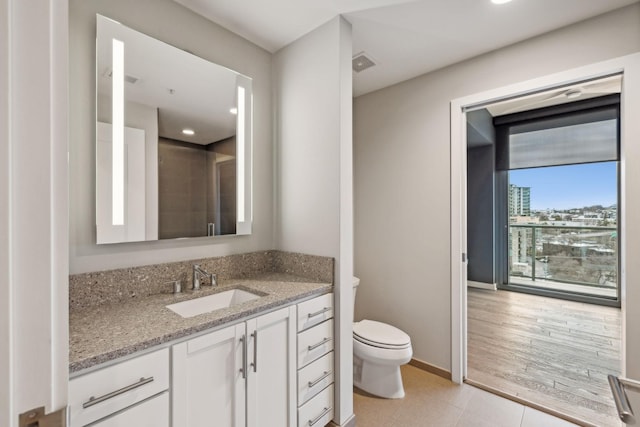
251 331 258 373
308 371 331 388
82 376 154 409
240 335 247 379
308 407 332 426
308 337 331 351
608 375 640 424
307 307 331 319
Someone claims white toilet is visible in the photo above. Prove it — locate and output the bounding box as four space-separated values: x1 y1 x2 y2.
352 276 412 398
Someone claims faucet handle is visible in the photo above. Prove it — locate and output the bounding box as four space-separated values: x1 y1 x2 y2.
166 279 182 294
211 273 218 286
192 264 202 290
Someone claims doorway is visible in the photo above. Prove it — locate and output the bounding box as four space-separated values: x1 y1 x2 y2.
450 54 640 424
465 76 622 425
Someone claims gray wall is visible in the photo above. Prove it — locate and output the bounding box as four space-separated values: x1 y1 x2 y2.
467 145 495 284
69 0 273 273
273 16 354 423
157 138 208 239
354 4 640 371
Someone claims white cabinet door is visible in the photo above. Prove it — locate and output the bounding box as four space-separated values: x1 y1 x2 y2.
246 306 296 427
92 393 169 427
172 323 246 427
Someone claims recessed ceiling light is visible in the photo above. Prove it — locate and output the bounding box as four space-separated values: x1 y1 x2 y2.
491 0 512 4
182 129 195 135
230 108 238 115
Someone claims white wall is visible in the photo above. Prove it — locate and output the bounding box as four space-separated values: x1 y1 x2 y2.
97 98 159 240
354 4 640 371
273 16 354 425
0 1 9 422
1 0 69 423
69 0 273 274
621 54 640 381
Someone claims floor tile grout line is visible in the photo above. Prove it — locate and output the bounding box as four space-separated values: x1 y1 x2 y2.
466 366 604 426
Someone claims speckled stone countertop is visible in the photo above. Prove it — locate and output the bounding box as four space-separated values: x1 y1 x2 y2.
69 272 332 374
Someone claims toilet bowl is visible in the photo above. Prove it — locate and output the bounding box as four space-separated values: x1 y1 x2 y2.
352 277 412 399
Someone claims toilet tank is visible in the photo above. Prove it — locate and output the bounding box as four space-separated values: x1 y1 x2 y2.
352 276 360 319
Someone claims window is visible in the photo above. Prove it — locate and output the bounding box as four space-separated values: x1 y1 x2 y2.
494 94 620 306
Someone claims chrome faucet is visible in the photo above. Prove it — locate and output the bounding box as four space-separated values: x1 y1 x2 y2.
192 264 217 290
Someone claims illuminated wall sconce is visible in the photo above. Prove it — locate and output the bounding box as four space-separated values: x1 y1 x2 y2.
112 38 125 226
237 85 245 223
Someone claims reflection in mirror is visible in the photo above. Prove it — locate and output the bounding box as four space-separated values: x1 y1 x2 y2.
95 14 252 244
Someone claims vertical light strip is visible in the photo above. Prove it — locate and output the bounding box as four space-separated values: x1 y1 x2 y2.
237 86 245 222
112 38 125 225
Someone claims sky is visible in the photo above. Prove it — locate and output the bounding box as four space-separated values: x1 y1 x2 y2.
509 162 617 211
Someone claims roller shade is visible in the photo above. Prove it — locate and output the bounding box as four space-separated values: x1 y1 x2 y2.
495 95 619 171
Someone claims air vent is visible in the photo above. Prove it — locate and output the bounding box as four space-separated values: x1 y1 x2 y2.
103 68 140 84
352 52 375 73
123 74 139 84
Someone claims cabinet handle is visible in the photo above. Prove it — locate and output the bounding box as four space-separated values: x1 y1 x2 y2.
608 375 640 424
308 337 331 352
308 407 332 426
240 335 247 379
307 307 331 319
308 371 331 388
82 376 154 409
250 331 258 373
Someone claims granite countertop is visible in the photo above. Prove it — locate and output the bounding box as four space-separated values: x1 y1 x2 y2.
69 272 332 374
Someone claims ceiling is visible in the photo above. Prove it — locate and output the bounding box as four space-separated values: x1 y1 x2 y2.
467 74 622 148
97 15 239 145
485 74 622 117
174 0 639 97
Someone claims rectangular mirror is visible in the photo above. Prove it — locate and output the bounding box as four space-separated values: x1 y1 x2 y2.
95 14 252 244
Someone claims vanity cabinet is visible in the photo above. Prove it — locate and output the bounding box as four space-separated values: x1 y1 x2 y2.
295 293 335 427
89 393 169 427
68 348 170 427
172 323 246 426
68 292 333 427
172 305 297 427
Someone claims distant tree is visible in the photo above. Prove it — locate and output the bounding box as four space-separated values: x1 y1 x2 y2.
548 251 616 286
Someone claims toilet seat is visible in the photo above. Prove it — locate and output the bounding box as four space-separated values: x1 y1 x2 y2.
353 320 411 349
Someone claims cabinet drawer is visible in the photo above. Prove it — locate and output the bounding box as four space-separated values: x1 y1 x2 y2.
69 348 169 427
92 392 169 427
298 319 333 369
298 351 334 406
297 293 333 332
298 384 334 427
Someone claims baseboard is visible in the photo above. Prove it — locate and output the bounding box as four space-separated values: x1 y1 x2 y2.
467 280 497 291
329 413 356 427
408 358 452 381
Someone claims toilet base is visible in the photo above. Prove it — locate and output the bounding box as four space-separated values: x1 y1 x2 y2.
353 355 405 399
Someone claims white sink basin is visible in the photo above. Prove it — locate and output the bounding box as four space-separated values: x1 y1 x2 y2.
166 289 262 318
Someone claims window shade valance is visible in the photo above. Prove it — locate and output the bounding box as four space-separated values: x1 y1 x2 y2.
495 94 620 171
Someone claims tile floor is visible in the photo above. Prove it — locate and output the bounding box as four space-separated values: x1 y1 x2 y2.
353 365 581 427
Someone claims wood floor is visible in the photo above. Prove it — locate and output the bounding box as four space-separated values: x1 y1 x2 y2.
467 288 622 427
